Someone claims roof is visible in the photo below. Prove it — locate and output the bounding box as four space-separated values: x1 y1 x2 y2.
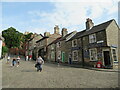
36 36 49 43
28 38 34 41
68 19 114 41
47 37 62 46
68 30 86 41
59 32 73 41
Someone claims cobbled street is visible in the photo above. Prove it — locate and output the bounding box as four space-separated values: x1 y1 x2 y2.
2 56 118 88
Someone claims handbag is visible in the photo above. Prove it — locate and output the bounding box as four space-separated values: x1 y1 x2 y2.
35 63 37 68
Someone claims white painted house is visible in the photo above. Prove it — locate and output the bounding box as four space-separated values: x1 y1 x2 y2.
0 34 4 59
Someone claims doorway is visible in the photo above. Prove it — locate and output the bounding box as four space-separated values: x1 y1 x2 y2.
61 52 65 62
103 51 111 66
38 48 44 60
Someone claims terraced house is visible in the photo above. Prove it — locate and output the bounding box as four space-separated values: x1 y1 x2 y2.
47 28 77 63
28 33 43 60
69 18 119 69
47 37 61 62
36 25 61 61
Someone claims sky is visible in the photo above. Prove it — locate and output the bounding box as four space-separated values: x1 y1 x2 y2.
1 0 119 35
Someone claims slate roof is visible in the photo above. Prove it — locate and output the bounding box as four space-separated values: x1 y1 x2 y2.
36 36 49 43
68 19 114 41
47 37 62 46
59 32 74 41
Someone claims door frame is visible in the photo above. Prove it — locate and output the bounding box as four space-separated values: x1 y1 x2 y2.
102 48 111 66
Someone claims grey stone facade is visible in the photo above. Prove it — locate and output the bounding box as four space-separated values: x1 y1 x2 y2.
68 19 119 69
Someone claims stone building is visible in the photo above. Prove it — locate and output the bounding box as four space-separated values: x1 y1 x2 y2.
47 37 62 62
36 25 61 61
56 29 77 63
69 18 119 69
47 28 77 63
28 33 43 60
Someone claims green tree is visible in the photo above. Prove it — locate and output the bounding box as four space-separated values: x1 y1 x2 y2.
24 32 33 41
2 46 8 56
2 27 24 48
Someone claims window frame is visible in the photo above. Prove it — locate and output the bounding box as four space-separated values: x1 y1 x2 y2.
89 48 97 61
72 50 78 61
89 33 96 43
72 39 77 47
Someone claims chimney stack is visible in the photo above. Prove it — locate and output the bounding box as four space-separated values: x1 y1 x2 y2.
44 32 50 37
86 18 94 29
54 25 59 34
62 28 68 37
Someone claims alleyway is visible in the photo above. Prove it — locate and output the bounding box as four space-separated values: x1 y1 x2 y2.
2 56 118 88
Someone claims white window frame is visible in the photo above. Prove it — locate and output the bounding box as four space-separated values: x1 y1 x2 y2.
72 39 77 47
89 48 97 61
72 50 78 61
89 33 96 43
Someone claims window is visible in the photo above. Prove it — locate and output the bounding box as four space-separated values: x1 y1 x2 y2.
72 39 77 47
89 48 97 61
72 50 78 61
112 49 118 62
89 33 96 43
57 42 61 47
51 45 54 50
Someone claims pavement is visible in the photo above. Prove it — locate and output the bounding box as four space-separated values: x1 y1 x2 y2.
2 56 119 88
48 61 119 72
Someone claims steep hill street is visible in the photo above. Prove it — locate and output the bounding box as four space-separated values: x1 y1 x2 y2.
2 56 118 88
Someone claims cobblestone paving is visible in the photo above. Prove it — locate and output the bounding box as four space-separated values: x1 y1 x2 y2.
2 57 118 88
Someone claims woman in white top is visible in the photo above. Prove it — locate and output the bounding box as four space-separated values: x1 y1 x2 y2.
36 56 44 72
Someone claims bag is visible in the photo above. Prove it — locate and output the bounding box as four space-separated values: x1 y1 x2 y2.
35 63 37 68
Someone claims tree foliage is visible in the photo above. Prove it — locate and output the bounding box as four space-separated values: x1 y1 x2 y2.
24 33 33 41
2 27 24 48
2 46 8 55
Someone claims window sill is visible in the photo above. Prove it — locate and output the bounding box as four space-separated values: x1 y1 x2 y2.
90 60 98 62
72 60 78 62
114 61 118 63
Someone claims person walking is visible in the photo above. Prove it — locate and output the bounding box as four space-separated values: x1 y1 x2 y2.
16 56 20 67
69 54 72 64
36 56 44 72
29 55 32 61
25 55 28 61
7 55 10 64
57 56 60 66
12 58 16 66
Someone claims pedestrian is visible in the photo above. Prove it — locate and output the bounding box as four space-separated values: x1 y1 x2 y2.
36 56 44 72
25 55 28 61
7 55 10 64
12 58 16 66
16 56 20 67
69 54 72 64
57 56 60 66
29 55 32 61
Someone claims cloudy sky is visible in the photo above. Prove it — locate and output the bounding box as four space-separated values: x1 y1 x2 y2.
1 0 119 35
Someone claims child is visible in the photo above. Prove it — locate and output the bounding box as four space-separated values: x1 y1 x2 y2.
7 55 10 64
17 56 20 67
12 58 16 66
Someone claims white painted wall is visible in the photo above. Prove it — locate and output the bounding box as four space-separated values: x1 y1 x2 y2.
0 40 2 58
